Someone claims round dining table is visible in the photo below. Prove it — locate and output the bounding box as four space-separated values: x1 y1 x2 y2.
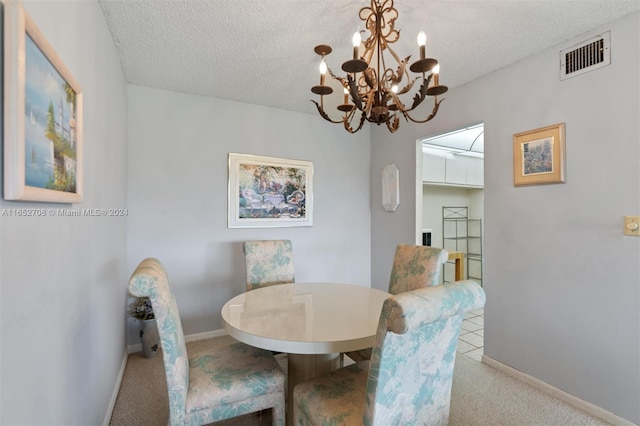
221 282 389 423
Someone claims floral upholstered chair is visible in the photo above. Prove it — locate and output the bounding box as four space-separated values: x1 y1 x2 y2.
243 240 295 291
128 258 286 426
344 244 448 363
294 280 485 426
387 244 449 294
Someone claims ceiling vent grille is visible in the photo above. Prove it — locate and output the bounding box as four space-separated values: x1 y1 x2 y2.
560 32 610 80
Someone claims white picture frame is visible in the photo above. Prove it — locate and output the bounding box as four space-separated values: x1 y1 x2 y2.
228 153 313 228
4 1 83 203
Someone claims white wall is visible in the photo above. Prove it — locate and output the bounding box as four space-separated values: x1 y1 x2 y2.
0 1 128 424
126 85 371 342
372 12 639 424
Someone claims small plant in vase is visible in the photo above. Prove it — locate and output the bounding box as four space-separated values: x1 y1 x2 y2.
128 296 159 358
128 296 155 320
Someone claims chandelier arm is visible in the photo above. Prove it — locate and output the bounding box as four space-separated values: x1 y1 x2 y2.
347 75 364 111
386 55 410 89
386 114 400 133
408 76 431 111
403 98 445 124
363 91 376 116
363 68 377 90
387 80 423 116
396 75 418 95
345 110 367 133
361 40 375 63
388 92 408 114
310 100 349 124
384 42 405 70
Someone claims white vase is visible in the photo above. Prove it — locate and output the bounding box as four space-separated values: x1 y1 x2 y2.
140 318 160 358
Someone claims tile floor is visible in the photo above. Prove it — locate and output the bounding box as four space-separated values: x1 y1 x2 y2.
457 308 484 361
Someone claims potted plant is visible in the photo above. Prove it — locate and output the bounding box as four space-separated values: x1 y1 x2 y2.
128 296 159 358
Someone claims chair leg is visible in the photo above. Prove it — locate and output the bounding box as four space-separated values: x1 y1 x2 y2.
339 352 344 368
272 400 285 426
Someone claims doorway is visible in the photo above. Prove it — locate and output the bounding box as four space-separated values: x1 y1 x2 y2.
417 122 485 361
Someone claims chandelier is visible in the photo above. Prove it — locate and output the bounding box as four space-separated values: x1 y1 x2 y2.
311 0 447 133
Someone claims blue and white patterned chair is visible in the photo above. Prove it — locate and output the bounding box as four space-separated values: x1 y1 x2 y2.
294 280 485 426
387 244 449 294
243 240 295 291
344 244 449 363
128 258 286 426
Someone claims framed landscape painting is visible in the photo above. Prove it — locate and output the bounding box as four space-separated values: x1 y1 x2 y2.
228 153 313 228
4 2 83 203
513 123 565 186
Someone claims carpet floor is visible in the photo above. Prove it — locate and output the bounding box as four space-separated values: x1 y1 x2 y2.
109 335 610 425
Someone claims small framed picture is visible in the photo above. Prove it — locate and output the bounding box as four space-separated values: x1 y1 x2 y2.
513 123 565 186
4 2 83 202
228 153 313 228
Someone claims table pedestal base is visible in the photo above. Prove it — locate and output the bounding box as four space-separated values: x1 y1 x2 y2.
286 353 340 425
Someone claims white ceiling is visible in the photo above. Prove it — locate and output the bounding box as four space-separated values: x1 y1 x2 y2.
99 0 639 118
422 123 484 156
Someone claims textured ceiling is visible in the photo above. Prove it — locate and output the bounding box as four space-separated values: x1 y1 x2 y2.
99 0 639 116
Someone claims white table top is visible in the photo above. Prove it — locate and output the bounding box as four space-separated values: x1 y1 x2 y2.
221 282 390 354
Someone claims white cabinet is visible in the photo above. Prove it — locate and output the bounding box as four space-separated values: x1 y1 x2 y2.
422 153 446 182
445 156 467 184
466 157 484 186
422 153 484 187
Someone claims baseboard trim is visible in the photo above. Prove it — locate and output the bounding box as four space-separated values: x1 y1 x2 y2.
185 328 228 342
481 355 635 426
103 349 128 426
127 328 228 353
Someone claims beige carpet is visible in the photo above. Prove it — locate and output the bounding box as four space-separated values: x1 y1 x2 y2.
110 335 610 425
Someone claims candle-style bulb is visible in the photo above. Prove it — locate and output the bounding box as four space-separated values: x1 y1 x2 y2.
417 31 427 47
319 59 328 86
352 31 361 47
417 31 427 60
432 64 440 86
352 31 361 60
319 59 328 75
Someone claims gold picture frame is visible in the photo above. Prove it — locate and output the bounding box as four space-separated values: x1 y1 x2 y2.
513 123 565 186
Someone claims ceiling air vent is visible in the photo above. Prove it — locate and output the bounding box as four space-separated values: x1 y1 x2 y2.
560 31 610 80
